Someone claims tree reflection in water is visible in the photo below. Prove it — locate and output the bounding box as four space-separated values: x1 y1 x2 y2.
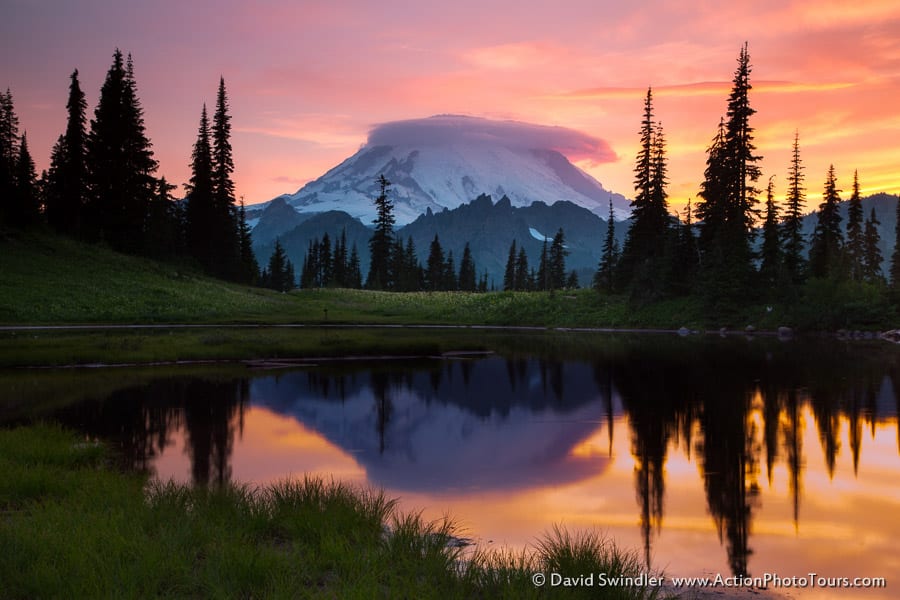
25 336 900 578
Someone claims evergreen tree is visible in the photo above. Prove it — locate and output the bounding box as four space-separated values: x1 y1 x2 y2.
45 70 88 235
401 236 422 292
862 208 883 284
514 247 530 291
566 270 579 289
265 239 293 292
347 243 363 289
85 50 158 252
503 240 517 291
595 198 619 293
458 242 477 292
320 233 334 286
845 170 864 282
11 133 40 226
443 251 457 291
479 271 489 293
425 234 445 291
549 228 568 290
237 199 259 284
781 131 806 284
0 88 21 225
144 176 183 259
759 176 782 290
669 200 698 295
619 89 670 293
185 104 216 270
332 229 348 287
211 77 240 279
696 44 762 306
366 175 395 290
808 165 844 279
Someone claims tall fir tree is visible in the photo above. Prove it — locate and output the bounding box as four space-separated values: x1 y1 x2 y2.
696 43 762 307
759 176 782 290
808 165 844 279
211 77 240 280
0 88 21 225
45 70 88 235
185 104 216 270
85 50 158 252
12 132 40 226
237 199 259 284
619 88 670 295
503 240 517 291
549 228 568 290
845 170 864 282
514 247 530 291
366 174 395 290
347 243 363 289
595 197 619 293
862 208 883 284
425 234 445 291
458 242 477 292
781 131 806 284
443 251 457 291
264 239 293 292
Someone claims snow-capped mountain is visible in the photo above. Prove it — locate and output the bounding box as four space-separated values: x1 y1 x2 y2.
271 114 629 225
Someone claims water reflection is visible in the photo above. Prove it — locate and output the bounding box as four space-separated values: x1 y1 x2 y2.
5 335 899 588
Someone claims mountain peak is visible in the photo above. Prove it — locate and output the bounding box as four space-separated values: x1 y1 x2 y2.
273 115 630 225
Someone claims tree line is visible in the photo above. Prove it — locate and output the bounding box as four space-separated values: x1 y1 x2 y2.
0 50 259 286
594 43 900 316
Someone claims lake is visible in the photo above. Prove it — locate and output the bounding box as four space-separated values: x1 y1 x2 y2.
3 331 898 598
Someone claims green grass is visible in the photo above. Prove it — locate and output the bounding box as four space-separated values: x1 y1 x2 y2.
0 425 667 599
2 228 895 336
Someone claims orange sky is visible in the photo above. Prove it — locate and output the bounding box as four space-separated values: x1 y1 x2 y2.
4 1 900 216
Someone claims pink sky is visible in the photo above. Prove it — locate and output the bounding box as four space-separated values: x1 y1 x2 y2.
4 0 900 215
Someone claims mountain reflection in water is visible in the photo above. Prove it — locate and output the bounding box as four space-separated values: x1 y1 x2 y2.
18 336 900 593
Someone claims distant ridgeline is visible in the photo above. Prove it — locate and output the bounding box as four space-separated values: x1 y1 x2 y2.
250 194 629 290
250 191 899 292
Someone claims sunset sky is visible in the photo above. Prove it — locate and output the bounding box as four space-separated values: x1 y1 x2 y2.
4 0 900 216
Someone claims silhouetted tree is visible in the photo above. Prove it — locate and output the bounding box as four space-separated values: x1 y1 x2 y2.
891 196 900 293
425 234 445 291
458 242 477 291
45 70 88 235
781 131 806 285
504 240 518 291
595 197 619 293
808 165 844 279
443 250 457 291
263 239 294 292
515 246 530 291
0 88 21 225
619 88 670 297
211 77 242 281
85 50 159 252
185 104 216 269
549 228 568 290
696 44 762 307
366 175 395 290
862 208 883 284
759 176 782 291
11 132 40 226
845 170 864 282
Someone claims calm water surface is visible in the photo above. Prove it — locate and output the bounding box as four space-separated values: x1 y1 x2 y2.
5 333 899 598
